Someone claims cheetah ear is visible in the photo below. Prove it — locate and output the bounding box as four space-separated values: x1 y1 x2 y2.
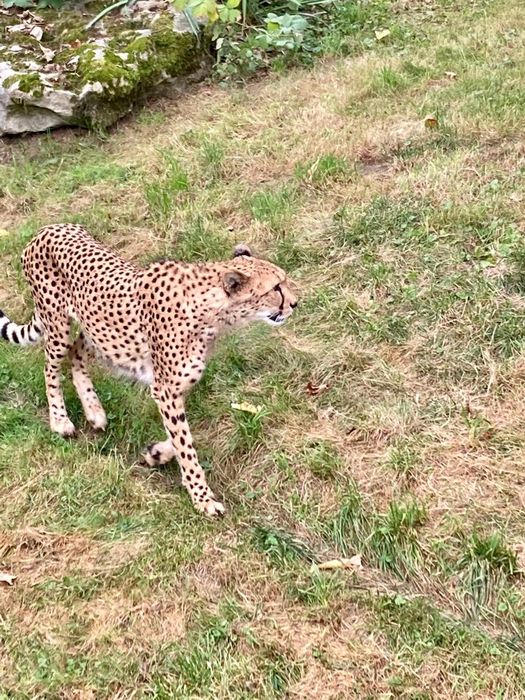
223 270 250 296
233 243 252 258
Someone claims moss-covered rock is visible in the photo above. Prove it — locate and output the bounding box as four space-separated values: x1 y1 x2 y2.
0 1 208 135
2 72 44 98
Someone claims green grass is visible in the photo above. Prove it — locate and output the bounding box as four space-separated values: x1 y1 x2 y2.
143 149 191 228
247 186 299 235
1 0 525 696
294 153 353 186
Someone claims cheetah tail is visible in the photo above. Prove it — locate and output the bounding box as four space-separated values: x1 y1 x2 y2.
0 310 43 345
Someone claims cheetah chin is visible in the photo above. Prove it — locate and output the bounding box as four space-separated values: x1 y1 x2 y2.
265 312 287 326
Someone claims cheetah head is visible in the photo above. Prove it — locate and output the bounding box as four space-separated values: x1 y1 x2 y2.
221 244 298 327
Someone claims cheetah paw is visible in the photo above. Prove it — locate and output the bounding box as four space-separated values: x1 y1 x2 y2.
50 416 76 438
198 499 226 518
86 408 107 431
142 441 175 467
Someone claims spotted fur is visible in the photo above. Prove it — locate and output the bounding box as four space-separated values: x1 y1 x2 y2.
1 224 298 516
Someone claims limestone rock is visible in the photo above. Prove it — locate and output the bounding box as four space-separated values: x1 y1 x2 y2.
0 2 206 135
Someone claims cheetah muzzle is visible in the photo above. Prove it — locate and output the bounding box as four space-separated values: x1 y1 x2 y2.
0 224 298 517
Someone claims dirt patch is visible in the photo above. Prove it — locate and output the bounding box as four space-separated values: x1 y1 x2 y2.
0 527 147 586
79 592 186 652
254 605 386 700
185 536 287 608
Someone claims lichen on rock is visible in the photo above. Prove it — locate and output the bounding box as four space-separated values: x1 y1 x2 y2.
0 1 207 135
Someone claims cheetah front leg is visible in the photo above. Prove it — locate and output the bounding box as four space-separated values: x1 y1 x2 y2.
151 384 225 517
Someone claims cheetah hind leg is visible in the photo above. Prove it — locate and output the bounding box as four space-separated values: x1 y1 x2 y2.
69 333 107 431
42 316 76 438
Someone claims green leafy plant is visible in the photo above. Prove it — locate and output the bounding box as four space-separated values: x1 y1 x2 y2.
174 0 241 22
174 0 332 79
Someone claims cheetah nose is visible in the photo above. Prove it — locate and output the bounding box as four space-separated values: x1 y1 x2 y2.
290 301 298 309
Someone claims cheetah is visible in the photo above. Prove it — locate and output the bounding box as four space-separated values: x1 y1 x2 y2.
0 224 298 516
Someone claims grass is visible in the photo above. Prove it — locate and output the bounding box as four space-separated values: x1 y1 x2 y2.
1 0 525 696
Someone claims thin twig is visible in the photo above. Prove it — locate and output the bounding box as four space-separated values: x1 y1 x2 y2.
85 0 131 30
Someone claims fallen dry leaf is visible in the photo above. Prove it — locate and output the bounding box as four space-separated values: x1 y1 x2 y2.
424 114 438 129
306 381 329 396
40 45 55 62
314 554 362 572
374 28 391 40
41 63 63 75
21 10 44 22
348 553 362 568
0 572 16 586
231 401 262 414
65 55 80 70
29 26 43 41
514 543 525 572
7 24 26 33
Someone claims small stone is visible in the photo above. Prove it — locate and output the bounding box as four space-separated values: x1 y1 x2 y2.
92 47 106 61
78 81 104 99
134 0 168 13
